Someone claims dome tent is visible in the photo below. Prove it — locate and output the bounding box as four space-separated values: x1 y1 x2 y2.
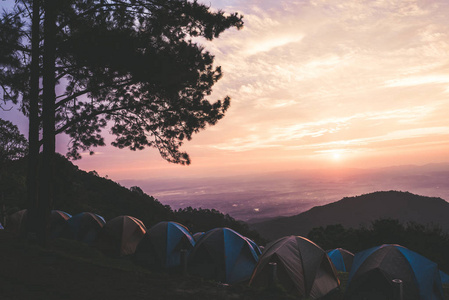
188 227 259 284
7 209 71 239
327 248 354 272
49 210 72 239
64 212 105 245
96 215 147 257
250 235 340 299
345 244 444 300
134 221 194 270
440 270 449 284
6 209 27 236
245 237 262 256
193 231 204 242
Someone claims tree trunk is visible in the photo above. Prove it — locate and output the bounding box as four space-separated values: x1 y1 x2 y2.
26 0 41 241
38 0 57 246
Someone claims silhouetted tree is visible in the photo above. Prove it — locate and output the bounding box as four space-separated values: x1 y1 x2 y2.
1 0 243 245
0 118 28 166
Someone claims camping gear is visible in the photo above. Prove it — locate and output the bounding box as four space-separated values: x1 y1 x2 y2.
134 221 194 270
250 235 340 299
327 248 354 272
49 210 72 239
96 215 147 256
6 209 27 236
64 212 105 245
193 231 204 242
188 227 259 284
345 244 444 300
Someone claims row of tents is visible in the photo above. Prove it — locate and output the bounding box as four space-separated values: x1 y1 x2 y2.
3 209 449 299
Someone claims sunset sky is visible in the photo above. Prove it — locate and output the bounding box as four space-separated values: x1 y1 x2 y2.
2 0 449 180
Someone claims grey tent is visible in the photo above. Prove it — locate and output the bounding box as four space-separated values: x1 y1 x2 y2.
327 248 354 272
134 221 195 270
250 235 340 299
96 215 147 257
345 244 444 300
188 227 259 284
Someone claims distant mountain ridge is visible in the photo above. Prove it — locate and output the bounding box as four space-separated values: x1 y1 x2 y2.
250 191 449 241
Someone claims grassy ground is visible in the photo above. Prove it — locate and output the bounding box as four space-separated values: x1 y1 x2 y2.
0 230 447 299
0 231 291 300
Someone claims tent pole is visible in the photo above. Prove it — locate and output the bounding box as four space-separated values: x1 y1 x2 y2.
180 249 188 276
269 262 278 285
392 279 403 300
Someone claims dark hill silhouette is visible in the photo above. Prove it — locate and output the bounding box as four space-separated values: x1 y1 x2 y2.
1 155 264 244
250 191 449 241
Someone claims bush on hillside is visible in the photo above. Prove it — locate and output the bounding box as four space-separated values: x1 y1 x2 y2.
308 218 449 273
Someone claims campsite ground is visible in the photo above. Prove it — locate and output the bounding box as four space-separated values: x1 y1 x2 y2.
0 230 292 300
0 230 448 299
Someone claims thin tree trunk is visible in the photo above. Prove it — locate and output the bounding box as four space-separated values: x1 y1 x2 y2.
26 0 41 241
38 0 57 246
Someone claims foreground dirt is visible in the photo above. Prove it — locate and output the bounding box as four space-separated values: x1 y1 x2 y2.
0 231 292 300
1 231 447 300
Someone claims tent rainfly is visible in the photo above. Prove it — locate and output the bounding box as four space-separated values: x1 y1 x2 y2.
96 215 147 257
193 232 204 242
327 248 354 272
134 221 195 270
345 244 444 300
6 209 27 236
64 212 105 245
250 235 340 299
188 227 259 284
49 210 72 239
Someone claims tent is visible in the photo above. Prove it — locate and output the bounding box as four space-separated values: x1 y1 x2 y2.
96 215 147 257
193 232 204 242
345 244 444 300
440 270 449 284
6 209 27 236
0 222 3 229
245 237 262 256
188 227 259 284
250 235 340 299
64 212 105 245
327 248 354 272
49 210 72 239
134 221 195 270
7 209 71 238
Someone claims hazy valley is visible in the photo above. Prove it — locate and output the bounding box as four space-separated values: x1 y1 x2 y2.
119 162 449 222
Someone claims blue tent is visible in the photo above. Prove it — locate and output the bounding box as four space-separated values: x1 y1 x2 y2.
0 222 3 229
188 227 259 284
245 237 262 256
440 270 449 284
193 232 204 242
327 248 354 272
346 244 444 300
64 212 105 245
134 221 194 270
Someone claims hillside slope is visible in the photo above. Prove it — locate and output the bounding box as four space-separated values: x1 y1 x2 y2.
1 155 264 243
250 191 449 240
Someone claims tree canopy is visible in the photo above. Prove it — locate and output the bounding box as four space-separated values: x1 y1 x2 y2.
0 118 28 166
2 0 243 164
0 0 243 245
